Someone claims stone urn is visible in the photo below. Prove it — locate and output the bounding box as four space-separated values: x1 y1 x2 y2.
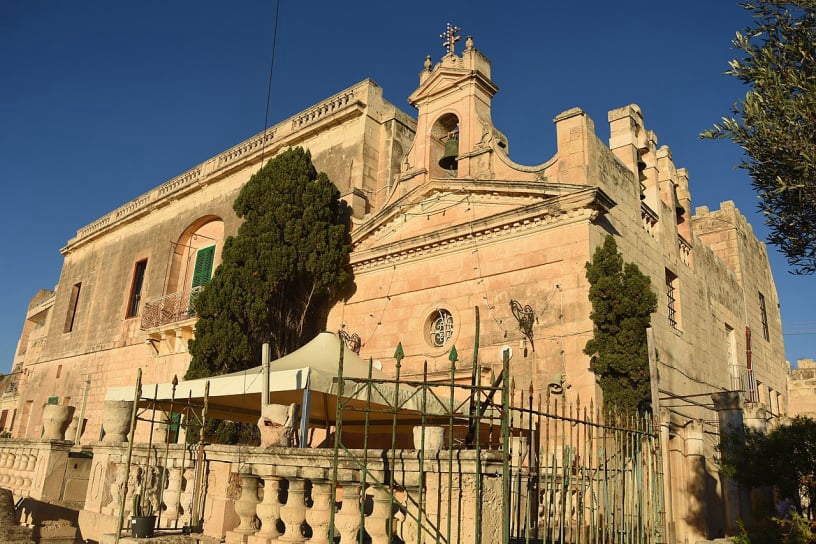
412 426 446 451
41 404 75 440
101 400 134 443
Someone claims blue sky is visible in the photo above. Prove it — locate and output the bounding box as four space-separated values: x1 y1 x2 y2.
1 1 812 374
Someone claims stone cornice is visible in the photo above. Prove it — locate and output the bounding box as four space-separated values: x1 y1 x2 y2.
61 80 379 254
350 186 614 272
352 178 607 245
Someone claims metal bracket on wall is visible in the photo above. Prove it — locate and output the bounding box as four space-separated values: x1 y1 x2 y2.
338 329 362 354
509 299 536 352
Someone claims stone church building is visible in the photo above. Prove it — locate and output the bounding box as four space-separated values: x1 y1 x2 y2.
7 31 787 542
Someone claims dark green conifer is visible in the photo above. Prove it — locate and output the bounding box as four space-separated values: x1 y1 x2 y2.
584 235 657 414
186 147 352 380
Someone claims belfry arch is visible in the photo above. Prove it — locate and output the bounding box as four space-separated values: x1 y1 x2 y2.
430 113 460 178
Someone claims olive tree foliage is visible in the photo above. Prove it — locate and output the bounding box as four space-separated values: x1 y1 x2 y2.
584 235 657 415
186 147 352 380
702 1 816 274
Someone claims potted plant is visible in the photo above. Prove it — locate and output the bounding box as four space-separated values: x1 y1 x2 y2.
130 493 156 538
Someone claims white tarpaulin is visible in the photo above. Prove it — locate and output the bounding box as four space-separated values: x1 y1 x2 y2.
105 331 455 428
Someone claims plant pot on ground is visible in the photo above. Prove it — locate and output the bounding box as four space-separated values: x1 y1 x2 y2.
130 493 156 538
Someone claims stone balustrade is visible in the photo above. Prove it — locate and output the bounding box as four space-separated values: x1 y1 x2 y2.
0 439 74 502
0 444 36 497
199 445 504 544
80 441 196 537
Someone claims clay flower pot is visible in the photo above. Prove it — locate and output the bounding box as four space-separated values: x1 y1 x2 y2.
41 404 75 441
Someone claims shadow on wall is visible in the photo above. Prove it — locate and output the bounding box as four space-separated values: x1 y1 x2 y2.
684 456 724 540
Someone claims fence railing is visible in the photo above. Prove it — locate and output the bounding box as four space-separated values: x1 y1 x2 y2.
140 287 202 330
83 352 664 544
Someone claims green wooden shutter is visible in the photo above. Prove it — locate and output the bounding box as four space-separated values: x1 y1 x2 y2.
191 246 215 288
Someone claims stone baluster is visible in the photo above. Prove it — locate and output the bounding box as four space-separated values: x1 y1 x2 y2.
0 453 9 484
12 452 24 488
396 485 421 544
22 454 34 489
305 480 333 544
25 453 36 473
179 466 195 524
162 466 183 523
279 477 307 543
251 472 283 543
231 473 261 539
365 485 393 544
334 482 362 544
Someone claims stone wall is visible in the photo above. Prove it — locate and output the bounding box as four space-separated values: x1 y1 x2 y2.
788 358 816 418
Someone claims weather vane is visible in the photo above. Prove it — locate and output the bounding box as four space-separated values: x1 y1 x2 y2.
440 23 461 55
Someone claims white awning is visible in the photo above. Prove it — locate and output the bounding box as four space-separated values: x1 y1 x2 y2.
105 331 455 427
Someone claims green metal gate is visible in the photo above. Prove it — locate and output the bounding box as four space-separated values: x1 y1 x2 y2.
326 342 665 544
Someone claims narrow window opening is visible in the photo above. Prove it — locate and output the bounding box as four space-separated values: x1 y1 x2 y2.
758 291 770 341
665 269 680 330
126 259 148 318
64 282 82 333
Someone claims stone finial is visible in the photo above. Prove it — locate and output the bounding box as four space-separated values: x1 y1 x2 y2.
424 55 432 71
466 35 474 50
440 23 461 55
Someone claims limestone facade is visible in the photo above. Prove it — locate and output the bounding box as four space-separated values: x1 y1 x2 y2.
8 34 788 542
788 358 816 418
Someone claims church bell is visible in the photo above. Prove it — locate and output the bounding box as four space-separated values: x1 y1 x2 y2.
439 136 459 171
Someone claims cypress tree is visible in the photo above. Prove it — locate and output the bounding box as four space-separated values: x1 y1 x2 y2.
186 147 352 380
584 235 657 414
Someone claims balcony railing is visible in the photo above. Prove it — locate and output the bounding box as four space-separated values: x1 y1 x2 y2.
140 287 202 330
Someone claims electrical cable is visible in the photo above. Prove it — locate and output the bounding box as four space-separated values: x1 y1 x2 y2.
258 0 281 169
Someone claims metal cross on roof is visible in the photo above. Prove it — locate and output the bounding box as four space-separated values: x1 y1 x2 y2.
440 23 461 55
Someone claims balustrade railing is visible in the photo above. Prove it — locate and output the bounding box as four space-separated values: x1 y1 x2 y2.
0 444 36 497
140 287 202 330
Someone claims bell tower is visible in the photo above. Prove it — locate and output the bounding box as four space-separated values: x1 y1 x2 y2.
396 25 501 189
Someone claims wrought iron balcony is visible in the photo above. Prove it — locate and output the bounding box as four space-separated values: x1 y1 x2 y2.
140 287 202 330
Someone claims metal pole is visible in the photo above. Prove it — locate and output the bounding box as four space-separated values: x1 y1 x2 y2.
262 343 271 408
472 307 482 544
190 380 209 532
501 350 511 544
74 375 91 444
647 327 673 544
388 345 404 544
115 368 142 544
157 375 178 529
328 341 346 544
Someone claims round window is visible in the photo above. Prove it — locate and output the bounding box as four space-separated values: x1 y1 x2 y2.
428 309 454 347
